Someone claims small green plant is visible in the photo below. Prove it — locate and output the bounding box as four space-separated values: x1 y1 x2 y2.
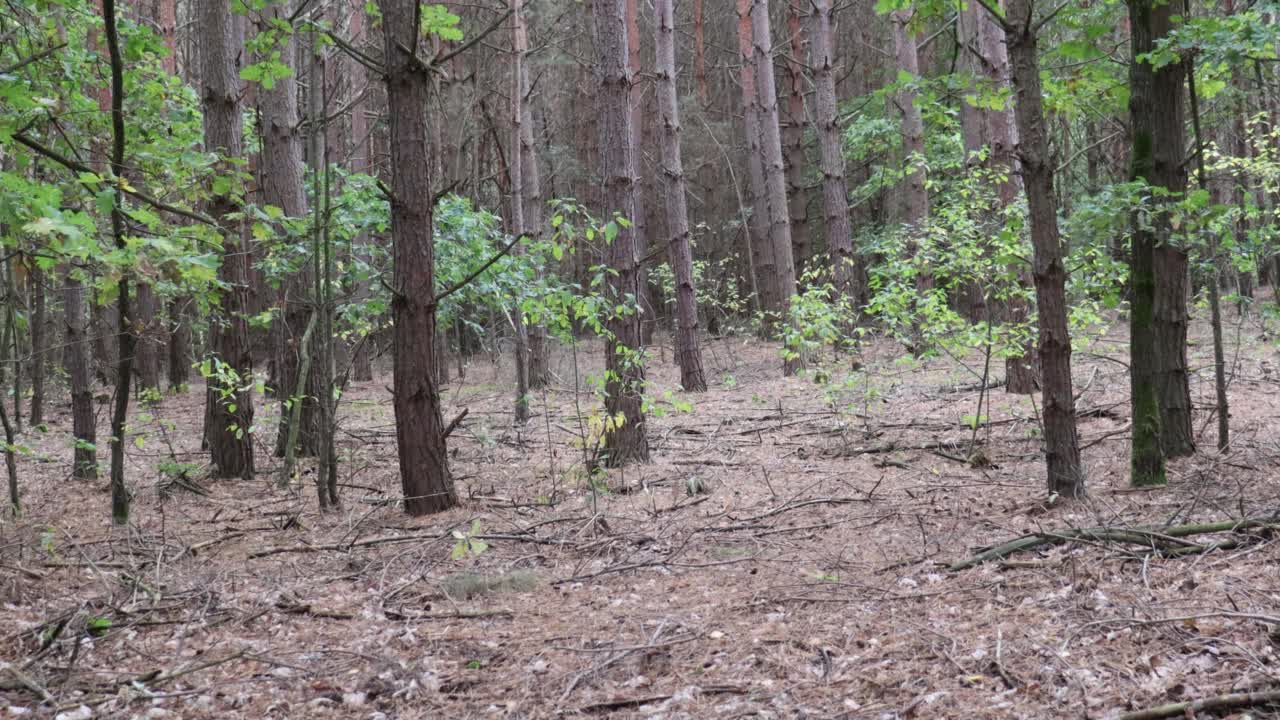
450 520 490 560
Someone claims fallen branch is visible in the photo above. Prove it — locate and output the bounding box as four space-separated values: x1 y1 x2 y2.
248 528 454 558
950 517 1278 571
578 685 746 713
1119 688 1280 720
383 608 512 621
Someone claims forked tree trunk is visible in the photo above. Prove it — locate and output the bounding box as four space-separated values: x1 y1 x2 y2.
809 0 861 304
752 0 801 374
378 0 458 515
64 273 97 481
594 0 650 466
892 9 933 355
737 0 778 324
200 0 255 480
654 0 707 392
1004 0 1085 498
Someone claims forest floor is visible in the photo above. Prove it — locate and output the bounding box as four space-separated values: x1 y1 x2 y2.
3 305 1280 719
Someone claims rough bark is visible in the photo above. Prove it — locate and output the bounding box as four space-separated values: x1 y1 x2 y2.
1127 0 1177 486
64 274 96 481
1004 0 1085 498
28 265 44 426
594 0 650 466
654 0 707 392
892 9 933 354
378 0 458 514
258 0 320 459
737 0 778 322
783 3 810 273
510 0 532 422
134 282 160 391
694 0 709 107
809 0 861 304
200 0 255 480
752 0 801 374
512 0 549 390
167 297 190 389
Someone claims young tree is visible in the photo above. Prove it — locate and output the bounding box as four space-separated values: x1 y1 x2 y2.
1000 0 1085 498
510 0 532 422
654 0 707 392
511 0 549 391
808 0 860 303
378 0 458 514
200 0 255 480
594 0 650 465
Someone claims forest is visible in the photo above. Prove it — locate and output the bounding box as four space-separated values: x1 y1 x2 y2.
2 0 1280 717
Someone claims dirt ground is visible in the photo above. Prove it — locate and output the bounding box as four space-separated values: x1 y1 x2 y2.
2 307 1280 719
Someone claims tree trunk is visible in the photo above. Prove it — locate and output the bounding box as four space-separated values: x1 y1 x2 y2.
28 265 44 426
512 0 549 391
378 0 458 515
134 282 160 391
654 0 707 393
257 0 320 459
752 0 801 374
594 0 650 466
892 9 933 354
784 3 810 274
625 0 656 346
510 0 532 423
1004 0 1085 499
737 0 778 324
200 0 255 480
65 274 97 481
809 0 861 304
167 297 191 389
348 0 375 384
694 0 709 107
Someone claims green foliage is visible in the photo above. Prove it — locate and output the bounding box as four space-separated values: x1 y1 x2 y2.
450 519 490 560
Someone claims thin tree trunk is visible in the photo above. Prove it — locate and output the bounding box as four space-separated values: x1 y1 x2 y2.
512 0 549 392
167 297 190 389
892 9 933 355
694 0 709 107
752 0 801 374
200 0 255 480
64 273 96 481
378 0 458 515
134 282 160 391
28 265 44 426
594 0 650 466
809 0 861 304
1004 0 1085 498
737 0 778 325
102 0 133 525
654 0 707 392
510 0 532 423
784 2 810 274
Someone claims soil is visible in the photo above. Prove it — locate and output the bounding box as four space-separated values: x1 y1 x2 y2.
2 309 1279 719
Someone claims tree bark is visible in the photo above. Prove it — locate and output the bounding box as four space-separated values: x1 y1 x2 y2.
752 0 801 374
892 9 933 354
654 0 707 392
1004 0 1085 499
257 0 320 459
594 0 650 466
737 0 778 323
200 0 255 480
809 0 861 304
167 297 191 389
28 265 44 426
378 0 458 515
512 0 549 391
694 0 709 107
64 273 96 481
784 2 810 274
134 282 160 391
510 0 532 422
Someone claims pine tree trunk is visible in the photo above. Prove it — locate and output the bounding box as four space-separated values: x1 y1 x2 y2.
378 0 458 515
752 0 801 374
1005 0 1085 498
200 0 255 480
134 282 160 391
736 0 778 324
654 0 707 392
809 0 861 304
167 297 191 390
512 0 549 390
28 265 44 426
64 274 97 481
510 0 532 422
258 0 320 459
693 0 709 107
594 0 650 466
892 9 933 355
784 3 810 275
